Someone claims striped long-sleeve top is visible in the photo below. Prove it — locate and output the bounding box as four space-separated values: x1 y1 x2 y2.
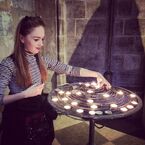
0 53 80 105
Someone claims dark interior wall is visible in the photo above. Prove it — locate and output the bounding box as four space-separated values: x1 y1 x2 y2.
112 0 145 96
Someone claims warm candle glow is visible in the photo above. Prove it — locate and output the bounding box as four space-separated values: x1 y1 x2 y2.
64 105 71 109
87 89 94 94
58 90 65 95
87 99 94 103
76 91 82 96
89 110 96 115
126 105 134 109
130 94 136 98
65 91 71 95
90 104 98 109
52 97 58 102
62 97 68 101
71 101 78 106
110 103 118 108
131 100 138 105
117 90 124 95
120 107 128 112
103 93 110 98
76 109 84 113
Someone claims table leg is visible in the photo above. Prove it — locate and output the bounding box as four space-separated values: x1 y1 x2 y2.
88 119 96 145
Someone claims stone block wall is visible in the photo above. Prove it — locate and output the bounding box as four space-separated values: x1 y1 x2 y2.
0 0 35 61
111 0 145 95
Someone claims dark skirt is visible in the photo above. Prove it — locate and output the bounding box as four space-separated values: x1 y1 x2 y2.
1 95 57 145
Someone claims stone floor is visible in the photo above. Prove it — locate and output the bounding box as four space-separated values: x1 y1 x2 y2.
52 115 145 145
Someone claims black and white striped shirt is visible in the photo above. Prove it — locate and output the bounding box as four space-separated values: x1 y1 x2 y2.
0 53 80 105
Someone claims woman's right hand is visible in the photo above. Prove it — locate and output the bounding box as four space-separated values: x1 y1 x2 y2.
22 83 44 98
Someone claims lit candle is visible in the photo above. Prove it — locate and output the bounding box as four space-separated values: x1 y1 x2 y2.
90 104 98 109
87 89 94 94
76 109 84 113
62 97 68 101
130 94 136 98
64 105 71 110
117 90 124 95
126 105 134 109
71 101 78 106
76 91 82 96
58 90 65 95
85 83 90 87
89 110 96 115
87 99 94 103
131 100 138 105
110 103 118 108
65 91 71 96
52 97 58 102
103 93 110 98
120 107 128 112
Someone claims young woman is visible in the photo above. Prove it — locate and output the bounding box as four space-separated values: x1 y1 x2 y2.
0 16 111 145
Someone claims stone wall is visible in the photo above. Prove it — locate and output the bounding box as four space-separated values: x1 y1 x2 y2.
111 0 145 94
0 0 35 61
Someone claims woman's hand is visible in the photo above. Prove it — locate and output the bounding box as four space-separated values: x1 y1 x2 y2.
96 72 111 89
79 68 111 89
22 83 44 98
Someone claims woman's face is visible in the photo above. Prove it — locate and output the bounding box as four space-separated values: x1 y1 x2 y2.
20 26 45 54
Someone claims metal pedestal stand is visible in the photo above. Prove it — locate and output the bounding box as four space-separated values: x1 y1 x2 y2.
88 119 96 145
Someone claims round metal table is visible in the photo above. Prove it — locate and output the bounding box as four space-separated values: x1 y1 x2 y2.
48 81 143 145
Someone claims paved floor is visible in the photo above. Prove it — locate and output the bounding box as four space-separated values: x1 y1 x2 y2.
53 115 145 145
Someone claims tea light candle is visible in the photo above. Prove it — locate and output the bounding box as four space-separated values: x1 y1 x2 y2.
126 105 134 109
117 90 124 95
90 104 98 109
89 110 96 115
110 103 118 108
87 89 94 94
131 100 138 105
62 97 68 101
65 91 71 96
120 107 128 112
96 111 103 115
58 90 65 95
103 93 110 98
87 99 94 103
64 105 71 110
71 101 78 106
130 94 136 98
76 91 82 96
52 97 58 102
76 109 84 113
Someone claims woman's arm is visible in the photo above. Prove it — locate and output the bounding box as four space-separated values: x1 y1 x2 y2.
0 58 44 105
3 84 44 105
43 56 111 88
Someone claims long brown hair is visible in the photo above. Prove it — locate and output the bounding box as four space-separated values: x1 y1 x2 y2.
12 16 48 87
